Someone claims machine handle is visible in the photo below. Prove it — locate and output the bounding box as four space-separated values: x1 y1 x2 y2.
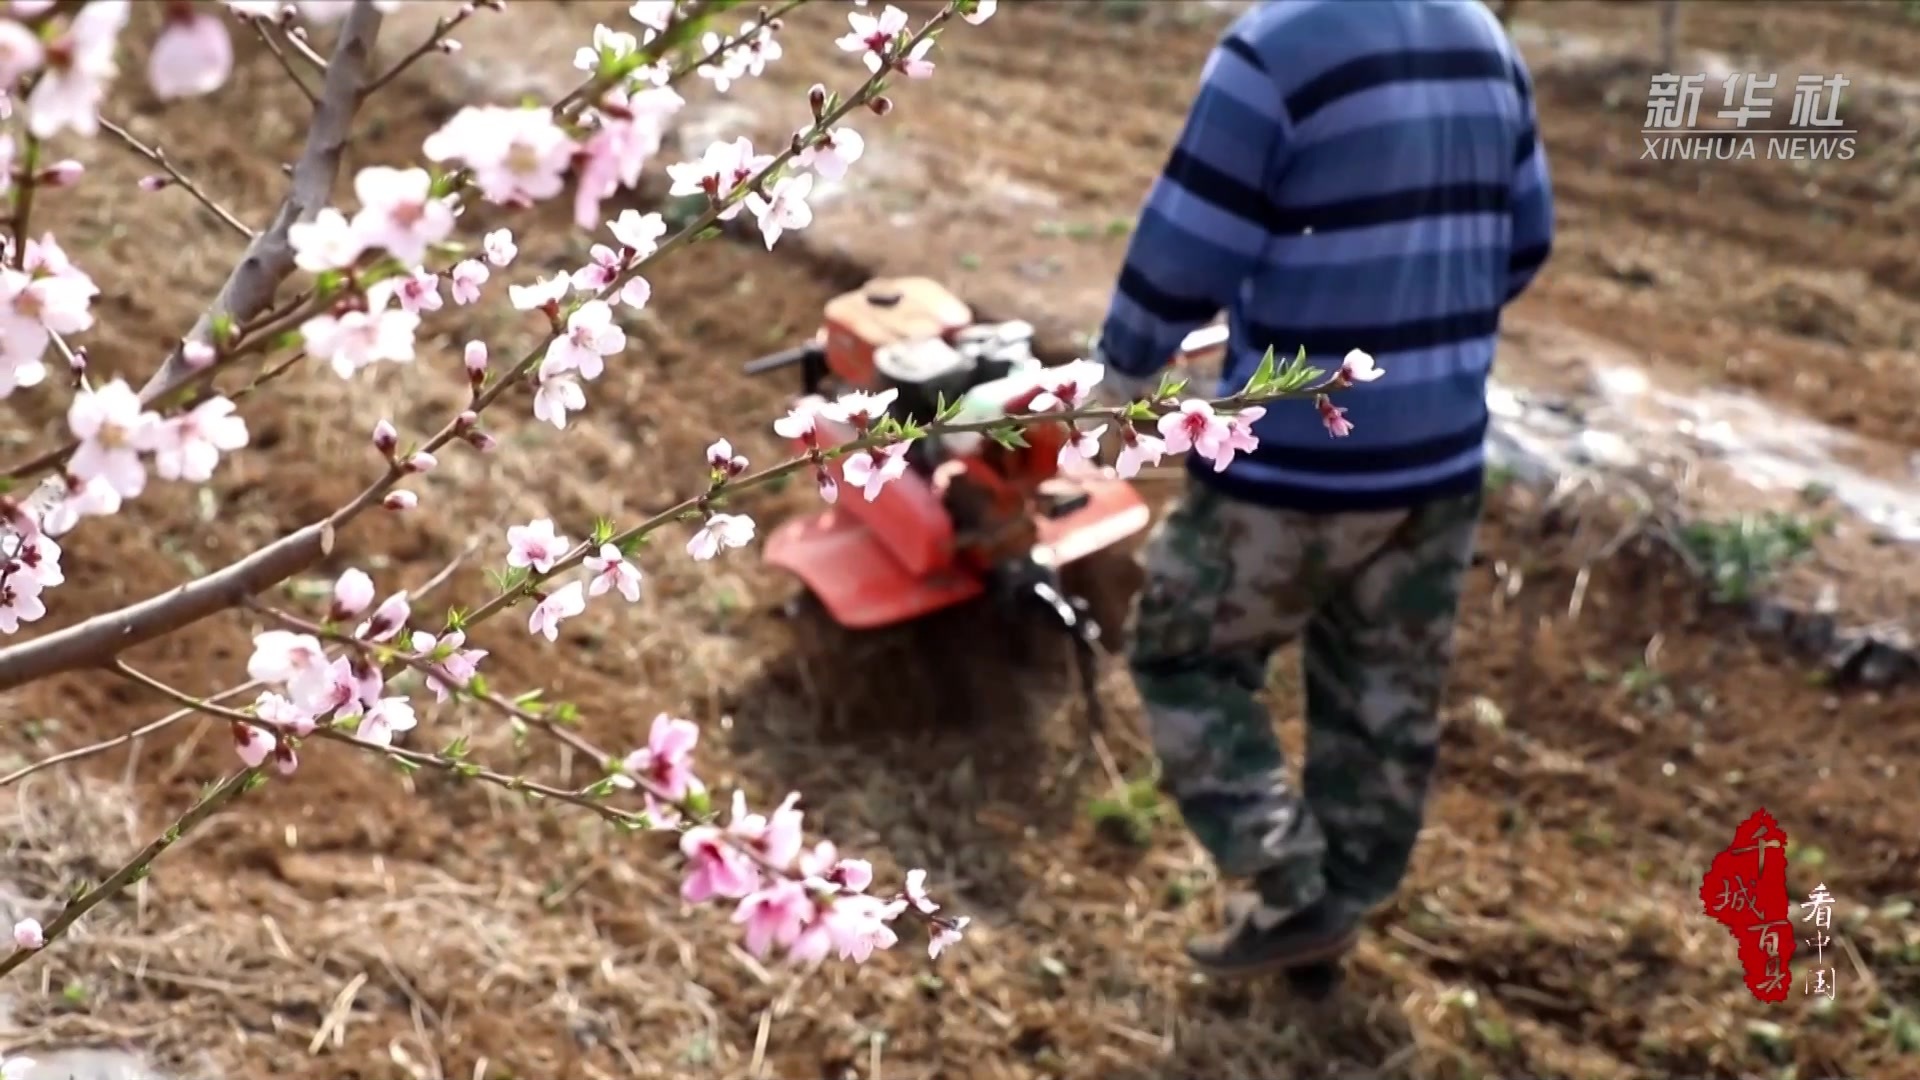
741 341 824 376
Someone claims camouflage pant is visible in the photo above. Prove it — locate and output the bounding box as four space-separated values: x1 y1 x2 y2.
1125 482 1483 920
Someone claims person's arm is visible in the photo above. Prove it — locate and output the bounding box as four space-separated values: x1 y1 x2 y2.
1505 54 1554 303
1094 35 1286 389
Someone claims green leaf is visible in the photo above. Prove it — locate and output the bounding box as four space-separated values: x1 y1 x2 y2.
1242 344 1278 395
1274 364 1326 393
1267 345 1325 393
987 425 1029 450
1153 371 1188 402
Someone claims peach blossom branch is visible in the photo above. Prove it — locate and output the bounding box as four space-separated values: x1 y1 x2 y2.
0 4 946 694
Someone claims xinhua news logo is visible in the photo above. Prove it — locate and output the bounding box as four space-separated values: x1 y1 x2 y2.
1642 72 1856 162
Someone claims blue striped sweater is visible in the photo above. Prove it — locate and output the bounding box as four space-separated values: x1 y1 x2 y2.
1095 0 1555 513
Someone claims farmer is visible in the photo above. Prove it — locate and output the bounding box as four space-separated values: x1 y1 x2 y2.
1089 0 1555 978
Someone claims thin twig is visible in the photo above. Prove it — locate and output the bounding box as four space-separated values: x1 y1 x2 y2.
105 652 967 944
673 0 808 81
0 767 259 981
247 17 320 106
109 660 645 828
8 131 40 264
0 679 263 789
360 2 485 97
0 0 388 689
98 117 256 240
0 4 943 692
0 535 476 790
279 23 334 73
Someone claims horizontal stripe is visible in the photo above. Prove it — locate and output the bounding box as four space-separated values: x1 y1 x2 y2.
1245 307 1503 359
1093 0 1553 509
1298 79 1528 155
1288 47 1517 125
1188 454 1488 514
1268 181 1511 236
1237 415 1490 478
1214 369 1492 461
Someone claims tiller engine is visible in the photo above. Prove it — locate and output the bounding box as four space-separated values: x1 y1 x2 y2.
742 277 1224 718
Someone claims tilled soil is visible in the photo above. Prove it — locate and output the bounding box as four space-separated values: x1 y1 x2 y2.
1 4 1916 1080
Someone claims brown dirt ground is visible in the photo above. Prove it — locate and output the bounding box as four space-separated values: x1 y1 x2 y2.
2 3 1918 1080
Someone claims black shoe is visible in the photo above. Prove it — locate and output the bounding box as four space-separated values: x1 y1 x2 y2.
1184 894 1360 979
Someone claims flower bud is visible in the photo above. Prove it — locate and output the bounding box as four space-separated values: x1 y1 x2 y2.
12 918 44 950
808 83 827 118
683 779 711 818
403 451 437 474
382 490 417 511
360 591 412 643
138 175 172 192
463 340 488 381
37 159 82 187
182 338 216 370
706 438 747 478
464 429 498 453
867 95 893 117
438 38 462 54
65 345 86 376
372 419 399 457
454 409 479 432
329 568 375 621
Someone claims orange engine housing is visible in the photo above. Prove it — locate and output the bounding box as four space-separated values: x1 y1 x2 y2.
759 278 1153 630
819 277 975 391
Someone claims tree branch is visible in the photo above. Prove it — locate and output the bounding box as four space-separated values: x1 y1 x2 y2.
0 1 386 691
4 1 383 521
147 2 383 403
0 766 258 980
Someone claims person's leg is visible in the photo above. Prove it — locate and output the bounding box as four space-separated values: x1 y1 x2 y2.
1126 483 1413 975
1301 488 1484 916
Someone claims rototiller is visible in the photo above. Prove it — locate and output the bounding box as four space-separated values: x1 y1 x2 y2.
743 285 1349 1000
741 277 1225 709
